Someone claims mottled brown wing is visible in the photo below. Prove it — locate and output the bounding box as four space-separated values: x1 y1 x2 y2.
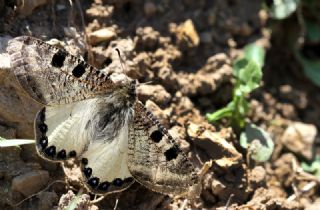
128 101 198 195
7 36 113 105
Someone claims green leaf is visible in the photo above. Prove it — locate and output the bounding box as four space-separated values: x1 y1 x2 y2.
270 0 300 20
233 58 248 77
237 59 262 93
295 50 320 87
0 139 35 147
206 103 234 122
306 21 320 42
244 44 265 68
240 123 274 162
301 157 320 179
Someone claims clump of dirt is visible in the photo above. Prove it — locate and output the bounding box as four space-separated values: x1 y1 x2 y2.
0 0 320 210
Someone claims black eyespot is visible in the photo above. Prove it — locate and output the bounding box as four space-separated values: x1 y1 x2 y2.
39 136 48 149
113 178 123 187
88 177 100 188
51 50 66 68
38 123 48 133
57 149 67 159
44 146 56 158
83 167 92 179
164 146 179 161
81 158 88 165
150 130 163 143
72 62 86 78
124 177 134 183
69 150 77 157
98 181 110 191
39 108 46 122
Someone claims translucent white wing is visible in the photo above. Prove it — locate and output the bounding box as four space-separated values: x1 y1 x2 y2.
128 101 198 195
7 36 114 105
80 110 134 194
35 97 135 194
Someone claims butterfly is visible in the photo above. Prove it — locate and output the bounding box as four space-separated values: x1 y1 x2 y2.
6 36 198 196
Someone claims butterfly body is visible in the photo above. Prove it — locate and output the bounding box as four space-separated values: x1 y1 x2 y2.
7 36 198 196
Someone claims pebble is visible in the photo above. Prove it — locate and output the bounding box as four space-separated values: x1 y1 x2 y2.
11 170 49 197
137 84 171 106
89 27 116 45
187 122 242 168
281 121 317 160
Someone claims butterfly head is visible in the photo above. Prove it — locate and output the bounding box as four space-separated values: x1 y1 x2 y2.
109 72 137 104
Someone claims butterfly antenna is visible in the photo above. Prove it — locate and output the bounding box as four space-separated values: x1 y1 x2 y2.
115 48 125 73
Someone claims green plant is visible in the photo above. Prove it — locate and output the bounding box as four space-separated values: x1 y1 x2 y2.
206 44 274 162
206 43 264 130
301 156 320 179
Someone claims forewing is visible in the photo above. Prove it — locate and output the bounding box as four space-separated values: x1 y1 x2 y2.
128 101 198 195
7 36 113 105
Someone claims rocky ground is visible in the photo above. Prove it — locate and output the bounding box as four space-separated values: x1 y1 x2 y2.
0 0 320 209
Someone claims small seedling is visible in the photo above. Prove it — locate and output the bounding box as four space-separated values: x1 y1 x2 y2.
206 43 264 130
206 43 274 162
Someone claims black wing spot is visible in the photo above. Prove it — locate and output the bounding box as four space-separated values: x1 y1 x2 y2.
57 149 67 159
98 181 110 191
81 158 88 165
69 150 77 157
164 146 179 161
39 108 46 122
113 178 123 187
39 136 48 149
38 123 48 133
83 167 92 179
150 130 163 143
72 62 86 78
88 177 100 189
51 50 66 68
44 146 56 158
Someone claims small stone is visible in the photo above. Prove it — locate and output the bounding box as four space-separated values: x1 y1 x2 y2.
187 122 242 169
211 179 226 195
89 27 116 45
137 84 171 106
144 2 157 16
281 122 317 160
11 170 49 197
171 19 200 48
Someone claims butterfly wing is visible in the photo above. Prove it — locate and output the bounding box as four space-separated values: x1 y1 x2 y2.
79 106 135 194
7 36 113 105
128 101 198 195
35 96 135 194
34 98 100 161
